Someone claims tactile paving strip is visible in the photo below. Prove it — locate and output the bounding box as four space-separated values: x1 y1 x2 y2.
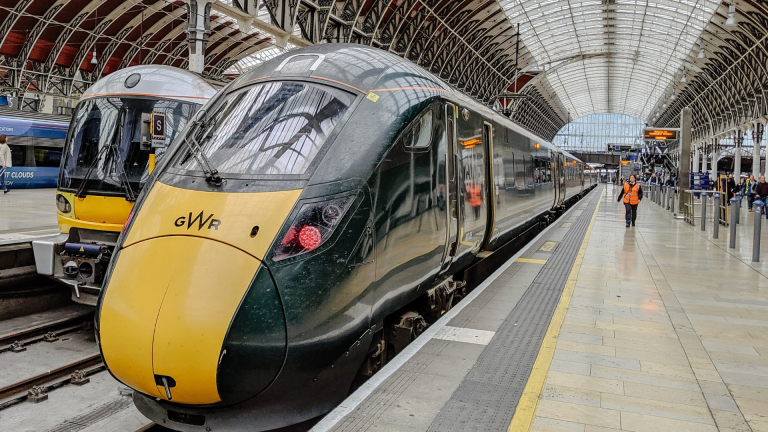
427 190 601 432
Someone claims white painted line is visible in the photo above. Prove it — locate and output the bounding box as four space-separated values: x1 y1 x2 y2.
309 189 597 432
433 326 495 345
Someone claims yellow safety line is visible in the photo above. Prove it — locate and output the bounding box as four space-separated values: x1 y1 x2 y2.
507 189 602 432
516 258 548 264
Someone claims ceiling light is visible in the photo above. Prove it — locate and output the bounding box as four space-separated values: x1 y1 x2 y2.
698 42 706 59
681 69 687 83
725 3 737 26
90 49 97 65
662 103 667 108
670 94 676 100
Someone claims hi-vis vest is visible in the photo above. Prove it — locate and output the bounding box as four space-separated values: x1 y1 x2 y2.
623 182 640 205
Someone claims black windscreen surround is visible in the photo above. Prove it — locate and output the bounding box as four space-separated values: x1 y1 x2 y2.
172 81 354 176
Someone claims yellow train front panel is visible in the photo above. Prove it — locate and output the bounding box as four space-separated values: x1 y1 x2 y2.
99 181 301 404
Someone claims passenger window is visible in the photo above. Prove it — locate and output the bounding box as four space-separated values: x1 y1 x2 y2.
527 156 534 186
514 153 525 188
403 109 433 151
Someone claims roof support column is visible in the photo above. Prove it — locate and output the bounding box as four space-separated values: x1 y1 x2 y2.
711 139 718 182
734 129 743 180
186 0 213 74
693 146 701 174
754 123 764 178
679 107 692 190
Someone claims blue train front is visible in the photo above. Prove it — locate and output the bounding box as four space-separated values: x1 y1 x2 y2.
95 44 594 431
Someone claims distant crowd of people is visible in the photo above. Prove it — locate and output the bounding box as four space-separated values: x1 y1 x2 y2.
630 170 768 219
613 170 768 225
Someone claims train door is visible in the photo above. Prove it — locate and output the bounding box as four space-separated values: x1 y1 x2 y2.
482 122 495 249
558 153 566 206
441 103 460 270
551 150 559 208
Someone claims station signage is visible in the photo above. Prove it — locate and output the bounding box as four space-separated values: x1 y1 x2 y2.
643 128 678 140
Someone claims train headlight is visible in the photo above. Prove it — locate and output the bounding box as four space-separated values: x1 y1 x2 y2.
274 195 354 261
56 194 72 214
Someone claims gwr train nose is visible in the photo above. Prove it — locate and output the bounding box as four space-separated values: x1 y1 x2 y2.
98 236 286 405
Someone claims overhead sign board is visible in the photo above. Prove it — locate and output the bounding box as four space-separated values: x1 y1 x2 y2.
608 144 633 152
644 128 678 140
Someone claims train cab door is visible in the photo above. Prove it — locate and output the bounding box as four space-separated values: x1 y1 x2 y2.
440 103 460 271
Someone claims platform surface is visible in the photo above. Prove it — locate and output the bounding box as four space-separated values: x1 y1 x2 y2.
0 188 59 245
312 184 768 432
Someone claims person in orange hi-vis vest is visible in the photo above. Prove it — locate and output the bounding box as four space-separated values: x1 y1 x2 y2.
617 174 643 228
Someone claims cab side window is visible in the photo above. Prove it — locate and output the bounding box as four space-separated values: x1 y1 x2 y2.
403 109 433 152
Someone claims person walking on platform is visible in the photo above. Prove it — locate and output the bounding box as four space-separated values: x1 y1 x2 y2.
0 134 11 194
738 177 746 207
755 176 768 219
665 171 677 187
727 173 736 201
618 174 643 228
746 175 756 211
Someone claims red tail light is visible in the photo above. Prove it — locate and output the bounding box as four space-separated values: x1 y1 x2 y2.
298 226 322 251
274 195 354 261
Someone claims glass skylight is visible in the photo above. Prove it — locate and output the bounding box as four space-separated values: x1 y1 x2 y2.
497 0 719 120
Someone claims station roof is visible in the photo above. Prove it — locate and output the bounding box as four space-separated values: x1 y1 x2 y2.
0 0 766 144
500 0 719 120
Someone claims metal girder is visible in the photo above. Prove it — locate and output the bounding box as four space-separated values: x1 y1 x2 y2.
0 0 34 49
11 0 68 91
118 7 187 70
264 0 302 34
0 0 35 90
67 0 145 89
654 0 768 144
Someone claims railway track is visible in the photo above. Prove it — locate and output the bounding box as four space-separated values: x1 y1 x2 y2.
0 310 94 354
0 353 104 410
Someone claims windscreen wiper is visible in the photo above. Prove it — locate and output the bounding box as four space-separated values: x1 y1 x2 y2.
75 108 126 199
74 144 109 199
108 143 137 202
110 110 136 202
180 110 223 186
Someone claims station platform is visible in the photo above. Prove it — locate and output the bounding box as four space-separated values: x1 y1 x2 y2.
0 189 59 246
311 184 768 432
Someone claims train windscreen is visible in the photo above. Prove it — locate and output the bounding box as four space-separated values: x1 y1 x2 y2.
170 81 354 177
60 97 197 194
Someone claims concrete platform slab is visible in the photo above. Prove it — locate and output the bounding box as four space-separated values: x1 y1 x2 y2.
0 188 59 245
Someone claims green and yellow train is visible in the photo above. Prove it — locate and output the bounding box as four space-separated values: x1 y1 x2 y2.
95 45 596 431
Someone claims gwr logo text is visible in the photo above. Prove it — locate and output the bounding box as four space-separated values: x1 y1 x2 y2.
174 211 221 231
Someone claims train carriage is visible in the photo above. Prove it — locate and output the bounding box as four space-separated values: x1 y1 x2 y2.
95 44 595 431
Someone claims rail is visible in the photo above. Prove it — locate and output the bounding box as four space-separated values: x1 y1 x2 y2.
0 353 104 410
0 312 94 353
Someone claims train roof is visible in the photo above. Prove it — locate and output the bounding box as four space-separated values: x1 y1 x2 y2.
81 65 217 105
235 44 580 163
0 107 70 126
